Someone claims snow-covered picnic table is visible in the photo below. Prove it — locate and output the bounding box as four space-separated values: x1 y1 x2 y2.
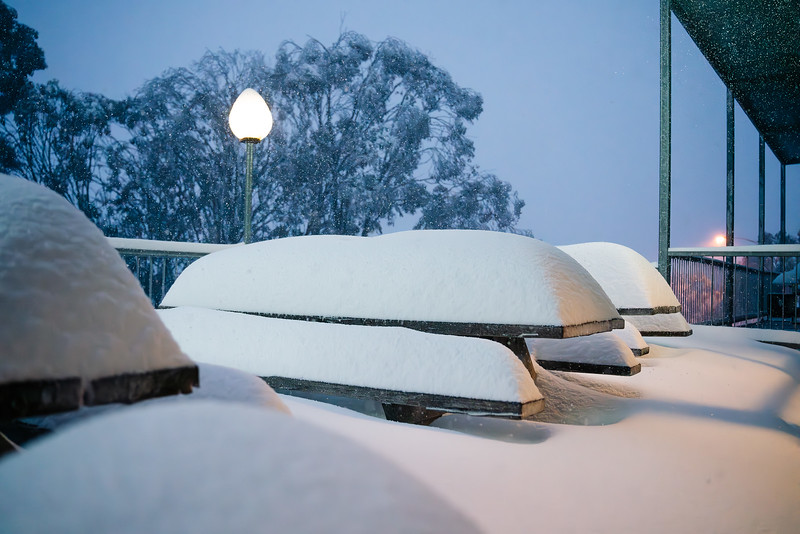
160 230 626 421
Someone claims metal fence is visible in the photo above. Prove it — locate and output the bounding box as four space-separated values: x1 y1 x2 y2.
108 237 239 306
669 245 799 331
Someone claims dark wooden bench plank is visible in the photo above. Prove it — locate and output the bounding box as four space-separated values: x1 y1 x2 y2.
168 307 623 339
535 360 642 376
0 377 82 420
263 376 544 423
616 306 682 315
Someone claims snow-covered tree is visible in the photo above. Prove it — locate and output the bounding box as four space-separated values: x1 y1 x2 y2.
115 33 524 242
1 81 115 228
0 0 46 170
107 49 274 243
268 32 523 236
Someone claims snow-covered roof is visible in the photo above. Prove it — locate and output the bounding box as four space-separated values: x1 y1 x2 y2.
0 175 197 418
161 230 622 338
158 307 542 416
559 242 681 314
0 401 481 534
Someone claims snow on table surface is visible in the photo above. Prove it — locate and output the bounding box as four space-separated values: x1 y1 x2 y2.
527 330 639 368
623 311 692 334
280 325 800 533
158 307 541 404
0 175 192 382
611 321 649 351
559 241 680 311
0 401 480 534
161 230 620 328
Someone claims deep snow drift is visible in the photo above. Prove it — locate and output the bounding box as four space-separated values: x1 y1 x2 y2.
283 325 800 533
0 401 481 534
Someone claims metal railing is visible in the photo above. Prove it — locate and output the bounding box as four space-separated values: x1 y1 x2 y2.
108 237 240 306
669 245 799 331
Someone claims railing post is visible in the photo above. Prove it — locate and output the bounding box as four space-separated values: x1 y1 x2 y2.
780 163 786 244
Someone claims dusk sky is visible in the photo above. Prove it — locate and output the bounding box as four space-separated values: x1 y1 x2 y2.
8 0 798 259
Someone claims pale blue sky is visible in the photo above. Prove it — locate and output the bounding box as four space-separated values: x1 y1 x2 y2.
8 0 798 258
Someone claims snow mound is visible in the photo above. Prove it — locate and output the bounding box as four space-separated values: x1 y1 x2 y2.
559 242 681 313
158 307 541 406
611 321 650 355
624 312 692 337
0 401 481 534
0 175 197 418
161 230 621 335
527 331 641 375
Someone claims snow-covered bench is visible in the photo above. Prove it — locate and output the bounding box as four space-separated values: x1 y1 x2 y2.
159 307 544 424
160 230 625 422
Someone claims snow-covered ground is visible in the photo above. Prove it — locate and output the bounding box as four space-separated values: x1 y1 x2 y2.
279 325 800 533
4 325 797 533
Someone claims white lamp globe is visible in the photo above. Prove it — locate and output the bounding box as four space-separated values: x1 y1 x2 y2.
229 88 273 142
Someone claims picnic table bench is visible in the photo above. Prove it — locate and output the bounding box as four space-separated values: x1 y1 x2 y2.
158 231 626 425
195 309 622 424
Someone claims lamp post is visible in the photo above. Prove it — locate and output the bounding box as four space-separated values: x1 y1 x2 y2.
229 88 273 243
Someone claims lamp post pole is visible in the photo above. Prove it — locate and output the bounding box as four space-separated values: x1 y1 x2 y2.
244 140 256 244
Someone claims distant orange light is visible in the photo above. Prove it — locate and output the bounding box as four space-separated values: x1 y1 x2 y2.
713 234 727 247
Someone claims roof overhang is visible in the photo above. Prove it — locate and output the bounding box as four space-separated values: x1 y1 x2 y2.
672 0 800 165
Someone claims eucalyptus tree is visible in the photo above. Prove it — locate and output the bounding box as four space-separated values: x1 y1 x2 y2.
0 0 46 170
108 49 275 243
1 80 115 227
268 31 523 236
113 32 524 242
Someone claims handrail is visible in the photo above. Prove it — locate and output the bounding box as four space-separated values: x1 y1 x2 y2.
669 245 800 257
106 237 242 258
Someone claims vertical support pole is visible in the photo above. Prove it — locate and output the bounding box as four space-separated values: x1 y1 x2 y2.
148 256 154 305
780 162 786 244
658 0 672 283
758 136 766 323
758 136 765 244
161 257 168 303
244 141 255 244
725 89 735 323
726 89 735 246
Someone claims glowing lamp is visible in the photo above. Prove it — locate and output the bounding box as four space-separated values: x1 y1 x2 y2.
713 234 726 247
229 88 273 142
